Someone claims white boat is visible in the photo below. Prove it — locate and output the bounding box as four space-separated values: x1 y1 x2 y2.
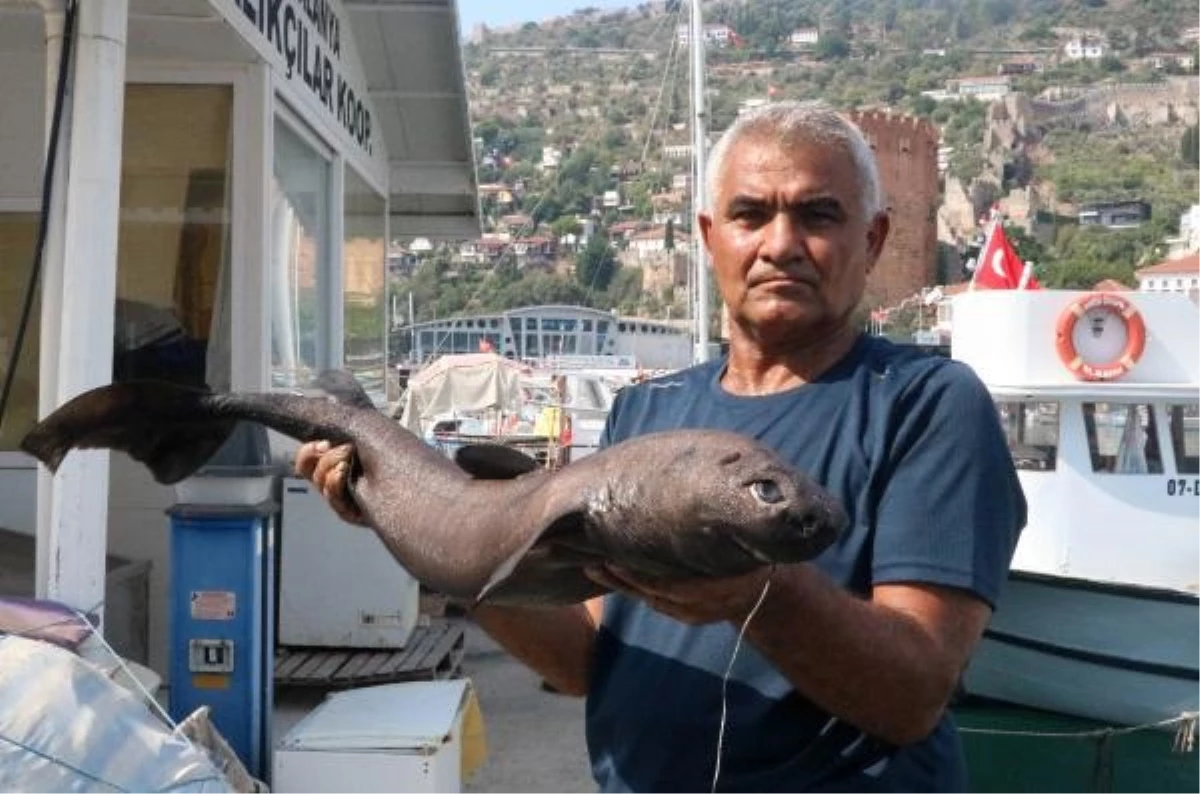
950 289 1199 727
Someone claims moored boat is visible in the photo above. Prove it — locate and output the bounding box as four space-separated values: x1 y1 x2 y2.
948 289 1199 729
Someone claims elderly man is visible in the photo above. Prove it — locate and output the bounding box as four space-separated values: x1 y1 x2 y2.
296 101 1025 792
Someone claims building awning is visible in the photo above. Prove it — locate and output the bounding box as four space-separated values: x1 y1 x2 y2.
346 0 480 241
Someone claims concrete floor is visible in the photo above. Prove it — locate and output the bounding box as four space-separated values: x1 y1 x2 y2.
273 620 595 793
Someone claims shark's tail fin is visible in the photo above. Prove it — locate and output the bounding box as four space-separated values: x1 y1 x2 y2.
20 381 238 484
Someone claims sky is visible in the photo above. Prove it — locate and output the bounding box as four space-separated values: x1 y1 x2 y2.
456 0 638 34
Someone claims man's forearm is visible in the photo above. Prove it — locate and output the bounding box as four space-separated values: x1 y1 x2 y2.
744 565 987 745
470 600 600 696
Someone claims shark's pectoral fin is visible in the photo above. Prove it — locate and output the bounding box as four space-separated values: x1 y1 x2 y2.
474 510 590 605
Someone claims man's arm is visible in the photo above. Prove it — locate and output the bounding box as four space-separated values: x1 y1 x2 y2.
470 599 605 697
589 565 990 746
294 441 604 697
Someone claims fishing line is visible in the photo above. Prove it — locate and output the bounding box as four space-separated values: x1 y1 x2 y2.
711 566 774 794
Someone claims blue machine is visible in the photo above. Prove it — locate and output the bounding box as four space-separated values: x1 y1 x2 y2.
168 500 276 781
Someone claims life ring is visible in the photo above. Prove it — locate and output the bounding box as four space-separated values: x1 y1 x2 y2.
1054 292 1146 381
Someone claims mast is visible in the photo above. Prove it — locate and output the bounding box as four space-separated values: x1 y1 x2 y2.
689 0 711 363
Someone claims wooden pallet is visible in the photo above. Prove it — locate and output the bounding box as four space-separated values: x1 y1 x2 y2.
275 619 465 688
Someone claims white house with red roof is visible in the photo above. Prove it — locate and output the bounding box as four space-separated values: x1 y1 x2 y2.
1135 251 1200 301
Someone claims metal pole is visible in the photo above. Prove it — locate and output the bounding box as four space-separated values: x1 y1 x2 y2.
690 0 711 363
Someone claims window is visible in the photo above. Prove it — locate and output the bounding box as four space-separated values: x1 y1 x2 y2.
1082 402 1164 474
0 213 39 451
995 400 1058 471
342 167 385 405
1167 403 1199 474
114 84 233 391
271 117 331 390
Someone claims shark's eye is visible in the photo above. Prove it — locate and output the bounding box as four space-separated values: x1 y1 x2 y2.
749 479 784 505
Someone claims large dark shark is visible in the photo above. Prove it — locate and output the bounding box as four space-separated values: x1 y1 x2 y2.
21 378 846 606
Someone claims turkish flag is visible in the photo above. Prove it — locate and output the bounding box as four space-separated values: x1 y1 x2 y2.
971 221 1041 290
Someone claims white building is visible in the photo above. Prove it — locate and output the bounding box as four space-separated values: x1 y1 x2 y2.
946 75 1012 101
540 145 563 170
0 0 476 678
395 305 693 370
628 225 688 258
1135 252 1200 301
1165 204 1200 256
676 22 735 48
1144 51 1197 71
789 27 819 47
1064 36 1107 60
663 143 693 160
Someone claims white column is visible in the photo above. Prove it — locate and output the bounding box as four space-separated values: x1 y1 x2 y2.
229 65 271 392
36 0 129 627
35 1 70 590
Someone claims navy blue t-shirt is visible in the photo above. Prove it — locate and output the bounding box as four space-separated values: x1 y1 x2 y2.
585 334 1026 792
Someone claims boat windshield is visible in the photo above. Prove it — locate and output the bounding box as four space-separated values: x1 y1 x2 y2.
1167 403 1199 474
994 400 1058 472
1082 402 1164 475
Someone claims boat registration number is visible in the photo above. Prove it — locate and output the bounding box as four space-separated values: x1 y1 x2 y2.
1166 479 1200 496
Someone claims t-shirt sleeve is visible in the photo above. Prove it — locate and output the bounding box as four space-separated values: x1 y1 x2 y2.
871 361 1027 608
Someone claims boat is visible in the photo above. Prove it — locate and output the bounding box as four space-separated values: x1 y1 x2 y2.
947 288 1199 730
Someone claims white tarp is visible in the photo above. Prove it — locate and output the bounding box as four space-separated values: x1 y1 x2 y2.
399 354 530 435
0 635 234 792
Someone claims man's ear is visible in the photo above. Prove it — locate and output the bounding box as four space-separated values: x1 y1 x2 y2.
697 211 714 252
865 211 890 273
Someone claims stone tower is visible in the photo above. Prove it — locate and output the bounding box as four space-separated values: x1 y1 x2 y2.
846 109 941 309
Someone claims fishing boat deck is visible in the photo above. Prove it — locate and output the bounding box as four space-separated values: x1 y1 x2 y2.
274 619 465 688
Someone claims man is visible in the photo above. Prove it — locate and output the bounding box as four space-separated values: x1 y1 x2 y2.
296 101 1026 792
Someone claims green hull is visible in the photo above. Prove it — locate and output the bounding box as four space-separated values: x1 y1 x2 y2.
954 699 1198 792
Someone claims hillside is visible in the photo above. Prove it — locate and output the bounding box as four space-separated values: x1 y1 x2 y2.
389 0 1199 328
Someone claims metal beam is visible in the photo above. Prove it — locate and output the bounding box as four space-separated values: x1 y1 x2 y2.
369 89 461 100
343 2 451 13
390 161 476 196
389 212 480 241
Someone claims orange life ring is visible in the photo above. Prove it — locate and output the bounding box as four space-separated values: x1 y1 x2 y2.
1054 292 1146 381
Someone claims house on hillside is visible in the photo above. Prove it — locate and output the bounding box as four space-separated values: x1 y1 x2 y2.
1142 51 1197 71
677 22 736 48
1063 35 1107 61
512 235 559 270
1077 199 1151 229
945 75 1012 101
1165 205 1200 256
540 146 563 170
789 27 820 48
628 225 688 259
1135 252 1200 302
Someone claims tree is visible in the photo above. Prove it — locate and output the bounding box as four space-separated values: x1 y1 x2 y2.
816 34 851 61
575 232 618 292
664 218 675 252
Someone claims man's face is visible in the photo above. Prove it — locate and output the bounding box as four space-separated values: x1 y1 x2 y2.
698 137 888 346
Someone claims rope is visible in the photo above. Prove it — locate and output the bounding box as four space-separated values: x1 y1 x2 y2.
711 566 774 793
958 710 1199 752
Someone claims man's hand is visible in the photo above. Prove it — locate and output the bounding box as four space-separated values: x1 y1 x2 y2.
587 564 774 626
294 440 368 526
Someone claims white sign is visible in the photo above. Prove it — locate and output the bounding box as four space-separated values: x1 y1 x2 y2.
230 0 374 154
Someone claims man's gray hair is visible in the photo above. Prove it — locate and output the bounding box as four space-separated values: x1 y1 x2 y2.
704 101 883 218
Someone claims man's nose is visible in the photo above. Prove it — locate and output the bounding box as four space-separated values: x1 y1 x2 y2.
759 212 807 263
